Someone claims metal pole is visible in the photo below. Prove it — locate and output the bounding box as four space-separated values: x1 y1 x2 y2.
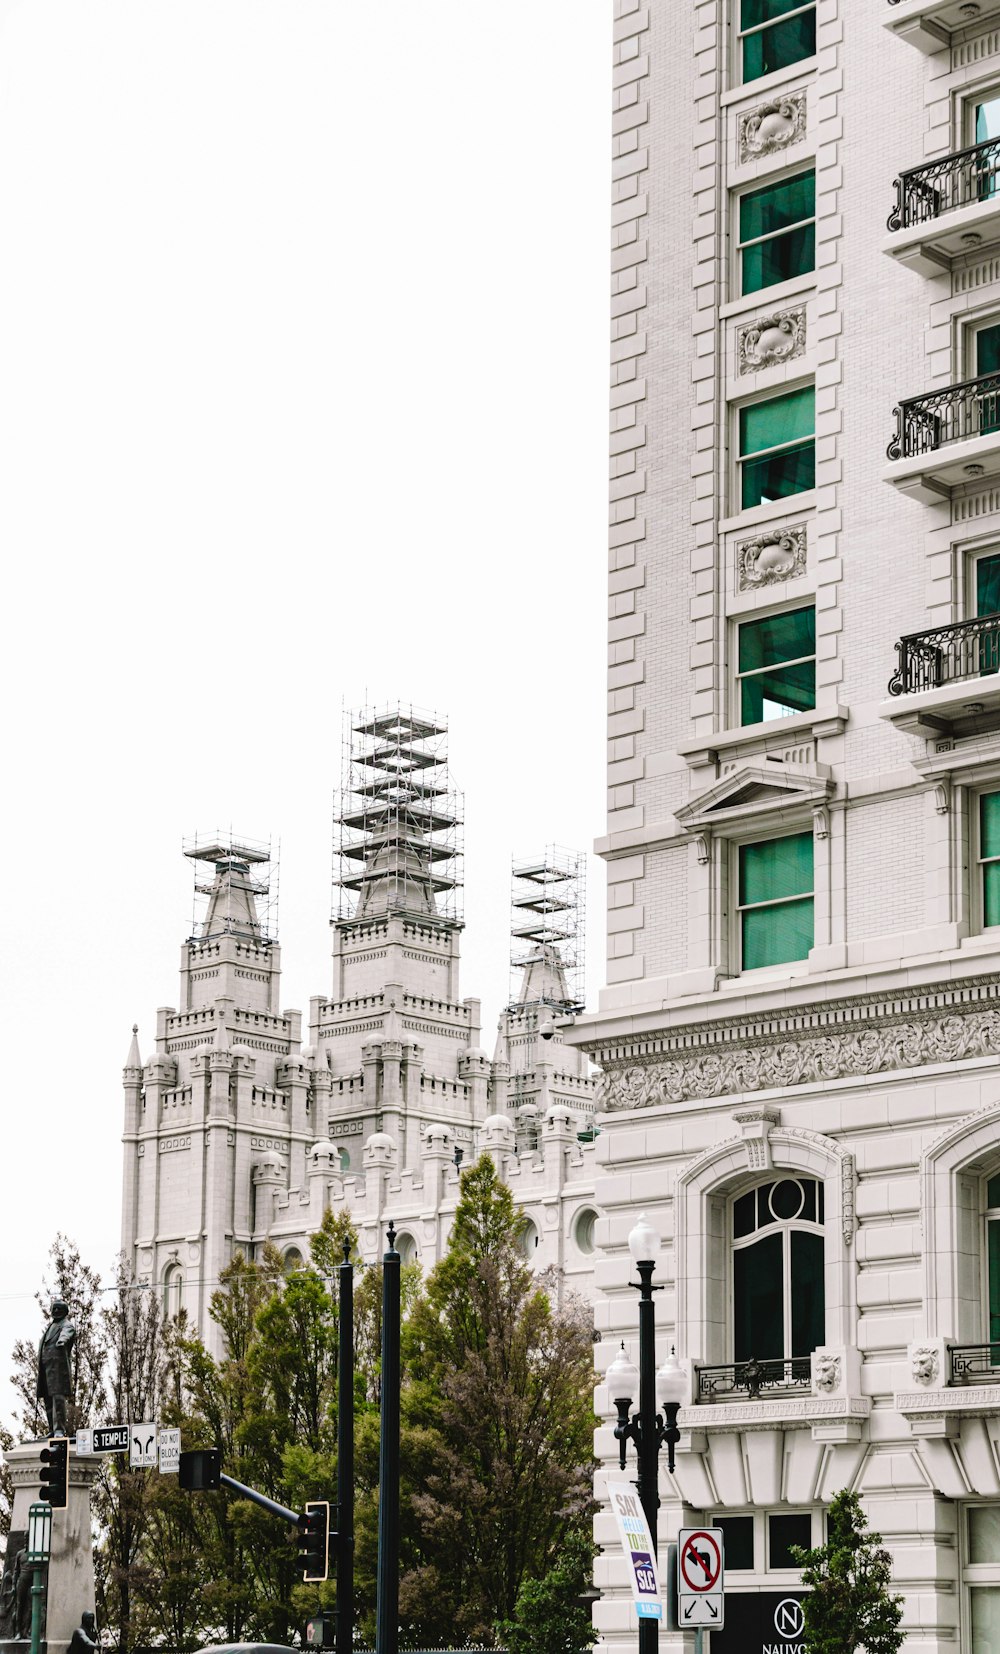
694 1630 703 1654
337 1238 355 1654
28 1564 44 1654
375 1223 400 1654
636 1258 658 1654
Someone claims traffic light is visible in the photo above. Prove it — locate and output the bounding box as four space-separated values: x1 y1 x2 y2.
178 1449 221 1491
39 1439 68 1509
297 1501 330 1582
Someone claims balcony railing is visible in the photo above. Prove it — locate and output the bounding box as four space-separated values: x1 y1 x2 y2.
888 138 1000 229
950 1342 1000 1383
887 613 1000 696
887 371 1000 460
696 1355 811 1402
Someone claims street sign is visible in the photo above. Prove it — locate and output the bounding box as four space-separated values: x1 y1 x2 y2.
75 1425 130 1457
129 1423 158 1468
677 1526 725 1629
607 1480 663 1621
158 1428 181 1475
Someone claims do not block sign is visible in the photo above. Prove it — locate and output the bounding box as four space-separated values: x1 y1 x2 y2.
677 1527 725 1629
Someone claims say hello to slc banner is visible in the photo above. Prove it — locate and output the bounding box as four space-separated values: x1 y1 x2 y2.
608 1479 663 1620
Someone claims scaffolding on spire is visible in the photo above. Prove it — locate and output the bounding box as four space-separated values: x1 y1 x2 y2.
333 704 463 924
184 831 279 944
508 845 586 1011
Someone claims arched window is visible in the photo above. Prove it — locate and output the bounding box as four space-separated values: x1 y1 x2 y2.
283 1246 304 1274
163 1264 183 1322
732 1177 825 1364
521 1218 540 1260
395 1232 418 1266
574 1208 598 1256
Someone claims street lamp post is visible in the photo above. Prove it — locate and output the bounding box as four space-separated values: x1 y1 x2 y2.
375 1222 400 1654
26 1502 52 1654
608 1214 688 1654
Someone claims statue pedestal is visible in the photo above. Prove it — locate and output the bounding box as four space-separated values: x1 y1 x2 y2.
2 1442 100 1653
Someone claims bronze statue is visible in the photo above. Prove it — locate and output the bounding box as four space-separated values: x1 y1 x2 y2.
0 1531 24 1639
69 1611 99 1654
14 1548 32 1640
37 1298 76 1437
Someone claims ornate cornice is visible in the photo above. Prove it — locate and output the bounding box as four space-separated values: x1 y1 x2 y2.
592 973 1000 1109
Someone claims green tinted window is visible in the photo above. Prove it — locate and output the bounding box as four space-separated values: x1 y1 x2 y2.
738 607 815 724
739 833 814 969
742 1 816 83
977 553 1000 618
740 172 816 296
741 388 814 457
987 1174 1000 1208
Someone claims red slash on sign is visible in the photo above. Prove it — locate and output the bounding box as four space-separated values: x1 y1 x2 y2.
679 1530 722 1593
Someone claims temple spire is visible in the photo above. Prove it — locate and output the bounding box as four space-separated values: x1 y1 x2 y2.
125 1023 141 1069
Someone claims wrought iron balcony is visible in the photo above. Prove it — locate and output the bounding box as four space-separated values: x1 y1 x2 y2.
884 140 1000 274
888 613 1000 697
950 1342 1000 1384
884 372 1000 502
695 1355 811 1402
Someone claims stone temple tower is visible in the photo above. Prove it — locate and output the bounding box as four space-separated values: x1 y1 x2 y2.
310 706 485 1171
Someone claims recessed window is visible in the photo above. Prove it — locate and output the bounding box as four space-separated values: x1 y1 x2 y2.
739 387 815 511
574 1208 598 1255
980 794 1000 928
769 1512 812 1569
737 606 815 725
739 171 815 296
740 0 816 83
738 833 814 970
732 1178 825 1363
163 1264 183 1321
283 1246 304 1274
521 1218 540 1259
714 1515 754 1570
986 1175 1000 1358
395 1232 418 1266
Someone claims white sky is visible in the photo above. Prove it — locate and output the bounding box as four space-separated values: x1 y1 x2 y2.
0 2 610 1417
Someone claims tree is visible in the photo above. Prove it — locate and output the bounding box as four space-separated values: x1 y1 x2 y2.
404 1157 597 1644
10 1233 107 1440
499 1526 599 1654
792 1489 904 1654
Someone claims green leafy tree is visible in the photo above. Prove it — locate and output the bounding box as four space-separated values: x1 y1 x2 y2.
10 1233 107 1439
404 1157 597 1644
792 1490 905 1654
499 1526 599 1654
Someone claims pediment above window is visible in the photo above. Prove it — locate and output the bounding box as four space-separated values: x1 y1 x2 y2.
675 759 834 834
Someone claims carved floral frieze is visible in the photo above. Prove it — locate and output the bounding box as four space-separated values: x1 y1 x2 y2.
595 985 1000 1109
738 92 807 161
738 307 806 374
738 523 807 590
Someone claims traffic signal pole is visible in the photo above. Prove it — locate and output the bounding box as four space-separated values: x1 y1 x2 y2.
217 1472 300 1525
337 1238 355 1654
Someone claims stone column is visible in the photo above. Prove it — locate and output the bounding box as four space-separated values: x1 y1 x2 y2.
4 1442 101 1651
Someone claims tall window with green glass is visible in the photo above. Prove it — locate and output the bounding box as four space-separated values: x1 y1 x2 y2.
975 550 1000 675
738 607 815 724
732 1178 825 1365
740 0 816 84
739 171 815 296
981 793 1000 927
986 1175 1000 1361
739 387 814 511
738 832 813 969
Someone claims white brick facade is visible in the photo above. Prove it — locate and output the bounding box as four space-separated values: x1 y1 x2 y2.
570 2 1000 1649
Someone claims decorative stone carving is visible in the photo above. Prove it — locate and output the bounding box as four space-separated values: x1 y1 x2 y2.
813 805 830 840
594 979 1000 1109
911 1343 941 1387
732 1105 779 1171
738 92 807 162
813 1352 841 1394
738 524 807 590
738 307 806 374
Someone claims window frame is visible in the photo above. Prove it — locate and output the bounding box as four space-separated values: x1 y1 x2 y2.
735 383 816 517
706 1508 823 1582
977 790 1000 933
730 1176 826 1363
733 828 815 975
163 1263 183 1322
734 601 817 727
737 0 817 86
737 167 817 300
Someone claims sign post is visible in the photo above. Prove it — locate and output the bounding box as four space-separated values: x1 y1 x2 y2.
608 1480 663 1624
677 1526 725 1633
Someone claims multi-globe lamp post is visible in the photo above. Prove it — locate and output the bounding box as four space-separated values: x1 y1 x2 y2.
607 1212 688 1654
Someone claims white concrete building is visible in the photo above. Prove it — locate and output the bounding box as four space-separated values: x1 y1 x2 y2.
121 711 600 1341
571 3 1000 1650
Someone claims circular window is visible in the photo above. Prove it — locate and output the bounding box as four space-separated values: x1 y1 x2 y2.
521 1219 539 1259
574 1208 598 1255
395 1232 418 1266
769 1179 805 1222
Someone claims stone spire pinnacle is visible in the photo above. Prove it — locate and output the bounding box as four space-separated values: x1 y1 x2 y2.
125 1023 141 1069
